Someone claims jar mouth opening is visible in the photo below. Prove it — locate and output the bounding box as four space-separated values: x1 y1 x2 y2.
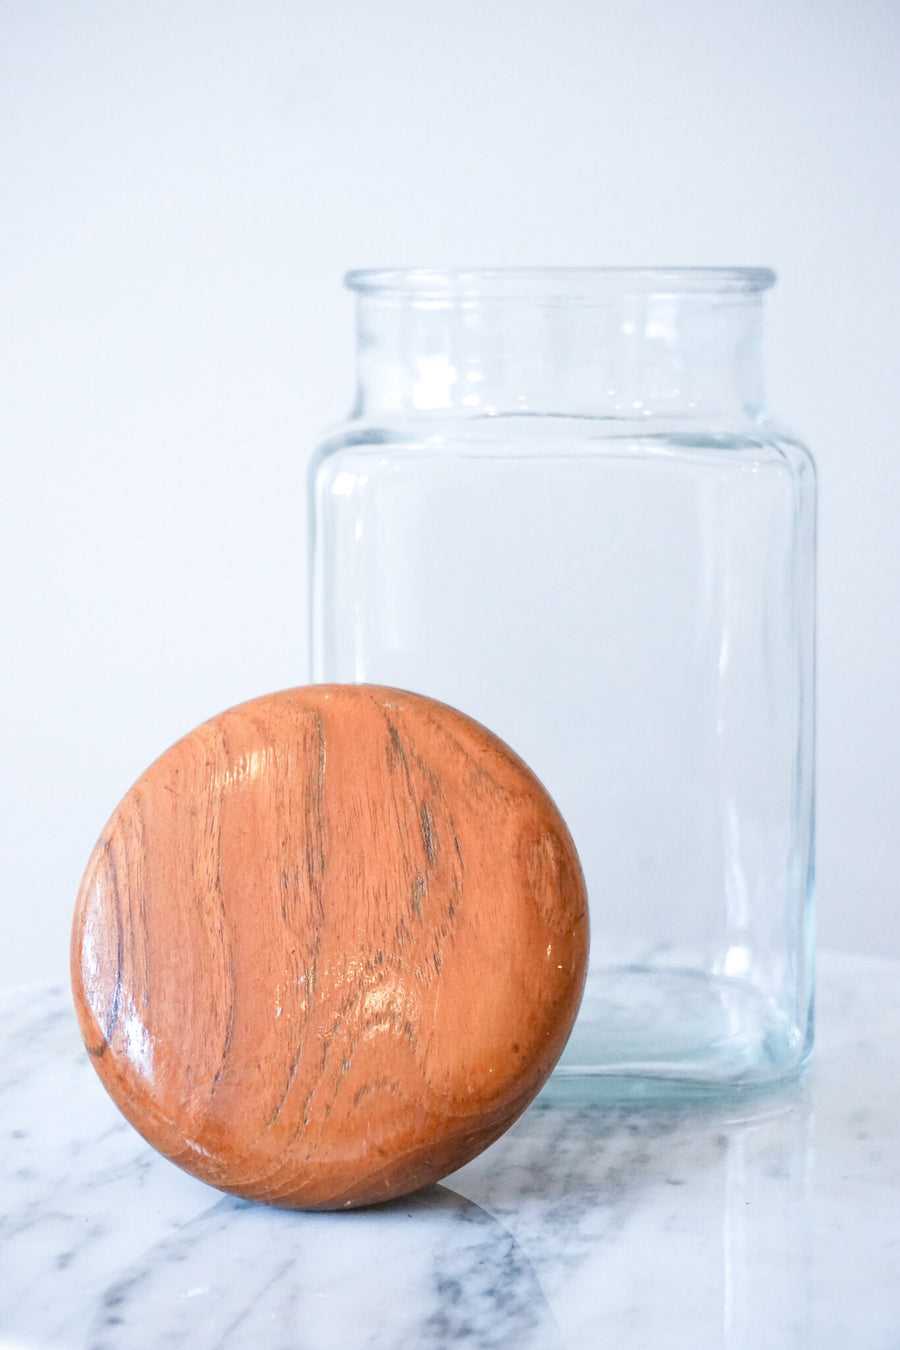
345 266 777 301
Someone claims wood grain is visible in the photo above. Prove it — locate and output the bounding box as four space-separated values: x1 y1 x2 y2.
71 685 589 1209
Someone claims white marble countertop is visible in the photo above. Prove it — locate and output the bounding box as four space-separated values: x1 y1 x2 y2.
2 951 898 1349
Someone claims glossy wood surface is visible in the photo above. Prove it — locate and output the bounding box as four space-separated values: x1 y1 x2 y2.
71 685 588 1209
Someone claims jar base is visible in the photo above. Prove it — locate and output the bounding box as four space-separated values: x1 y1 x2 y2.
541 965 810 1104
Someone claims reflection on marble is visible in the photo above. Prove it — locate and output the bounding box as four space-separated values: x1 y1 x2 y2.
85 1190 559 1350
450 1089 814 1349
1 954 899 1349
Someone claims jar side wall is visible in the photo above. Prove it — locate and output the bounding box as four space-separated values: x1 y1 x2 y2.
310 427 816 1086
774 432 818 1066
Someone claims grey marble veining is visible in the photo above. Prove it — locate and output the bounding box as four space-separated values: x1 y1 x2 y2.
84 1191 561 1350
2 953 899 1349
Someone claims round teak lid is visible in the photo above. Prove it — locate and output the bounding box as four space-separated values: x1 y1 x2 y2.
71 685 589 1209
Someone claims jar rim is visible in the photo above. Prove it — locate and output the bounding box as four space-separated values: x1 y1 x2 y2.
344 266 777 300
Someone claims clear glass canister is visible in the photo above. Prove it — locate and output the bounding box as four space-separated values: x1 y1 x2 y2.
309 268 816 1097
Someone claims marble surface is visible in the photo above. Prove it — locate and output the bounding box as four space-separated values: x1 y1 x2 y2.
1 952 898 1349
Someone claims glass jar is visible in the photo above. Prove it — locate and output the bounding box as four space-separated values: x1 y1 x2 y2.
309 268 816 1097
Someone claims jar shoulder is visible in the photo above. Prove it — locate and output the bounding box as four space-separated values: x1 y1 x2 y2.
310 414 815 480
760 419 817 479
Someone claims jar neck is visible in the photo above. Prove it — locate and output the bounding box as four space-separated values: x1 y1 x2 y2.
349 271 772 422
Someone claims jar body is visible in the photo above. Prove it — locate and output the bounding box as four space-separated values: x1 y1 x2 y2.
310 270 816 1096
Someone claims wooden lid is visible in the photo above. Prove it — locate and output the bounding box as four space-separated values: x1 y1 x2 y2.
71 685 588 1209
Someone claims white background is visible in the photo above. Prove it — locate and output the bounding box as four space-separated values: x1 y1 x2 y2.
1 0 897 986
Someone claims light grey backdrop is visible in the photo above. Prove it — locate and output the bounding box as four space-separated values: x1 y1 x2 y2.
2 0 898 986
